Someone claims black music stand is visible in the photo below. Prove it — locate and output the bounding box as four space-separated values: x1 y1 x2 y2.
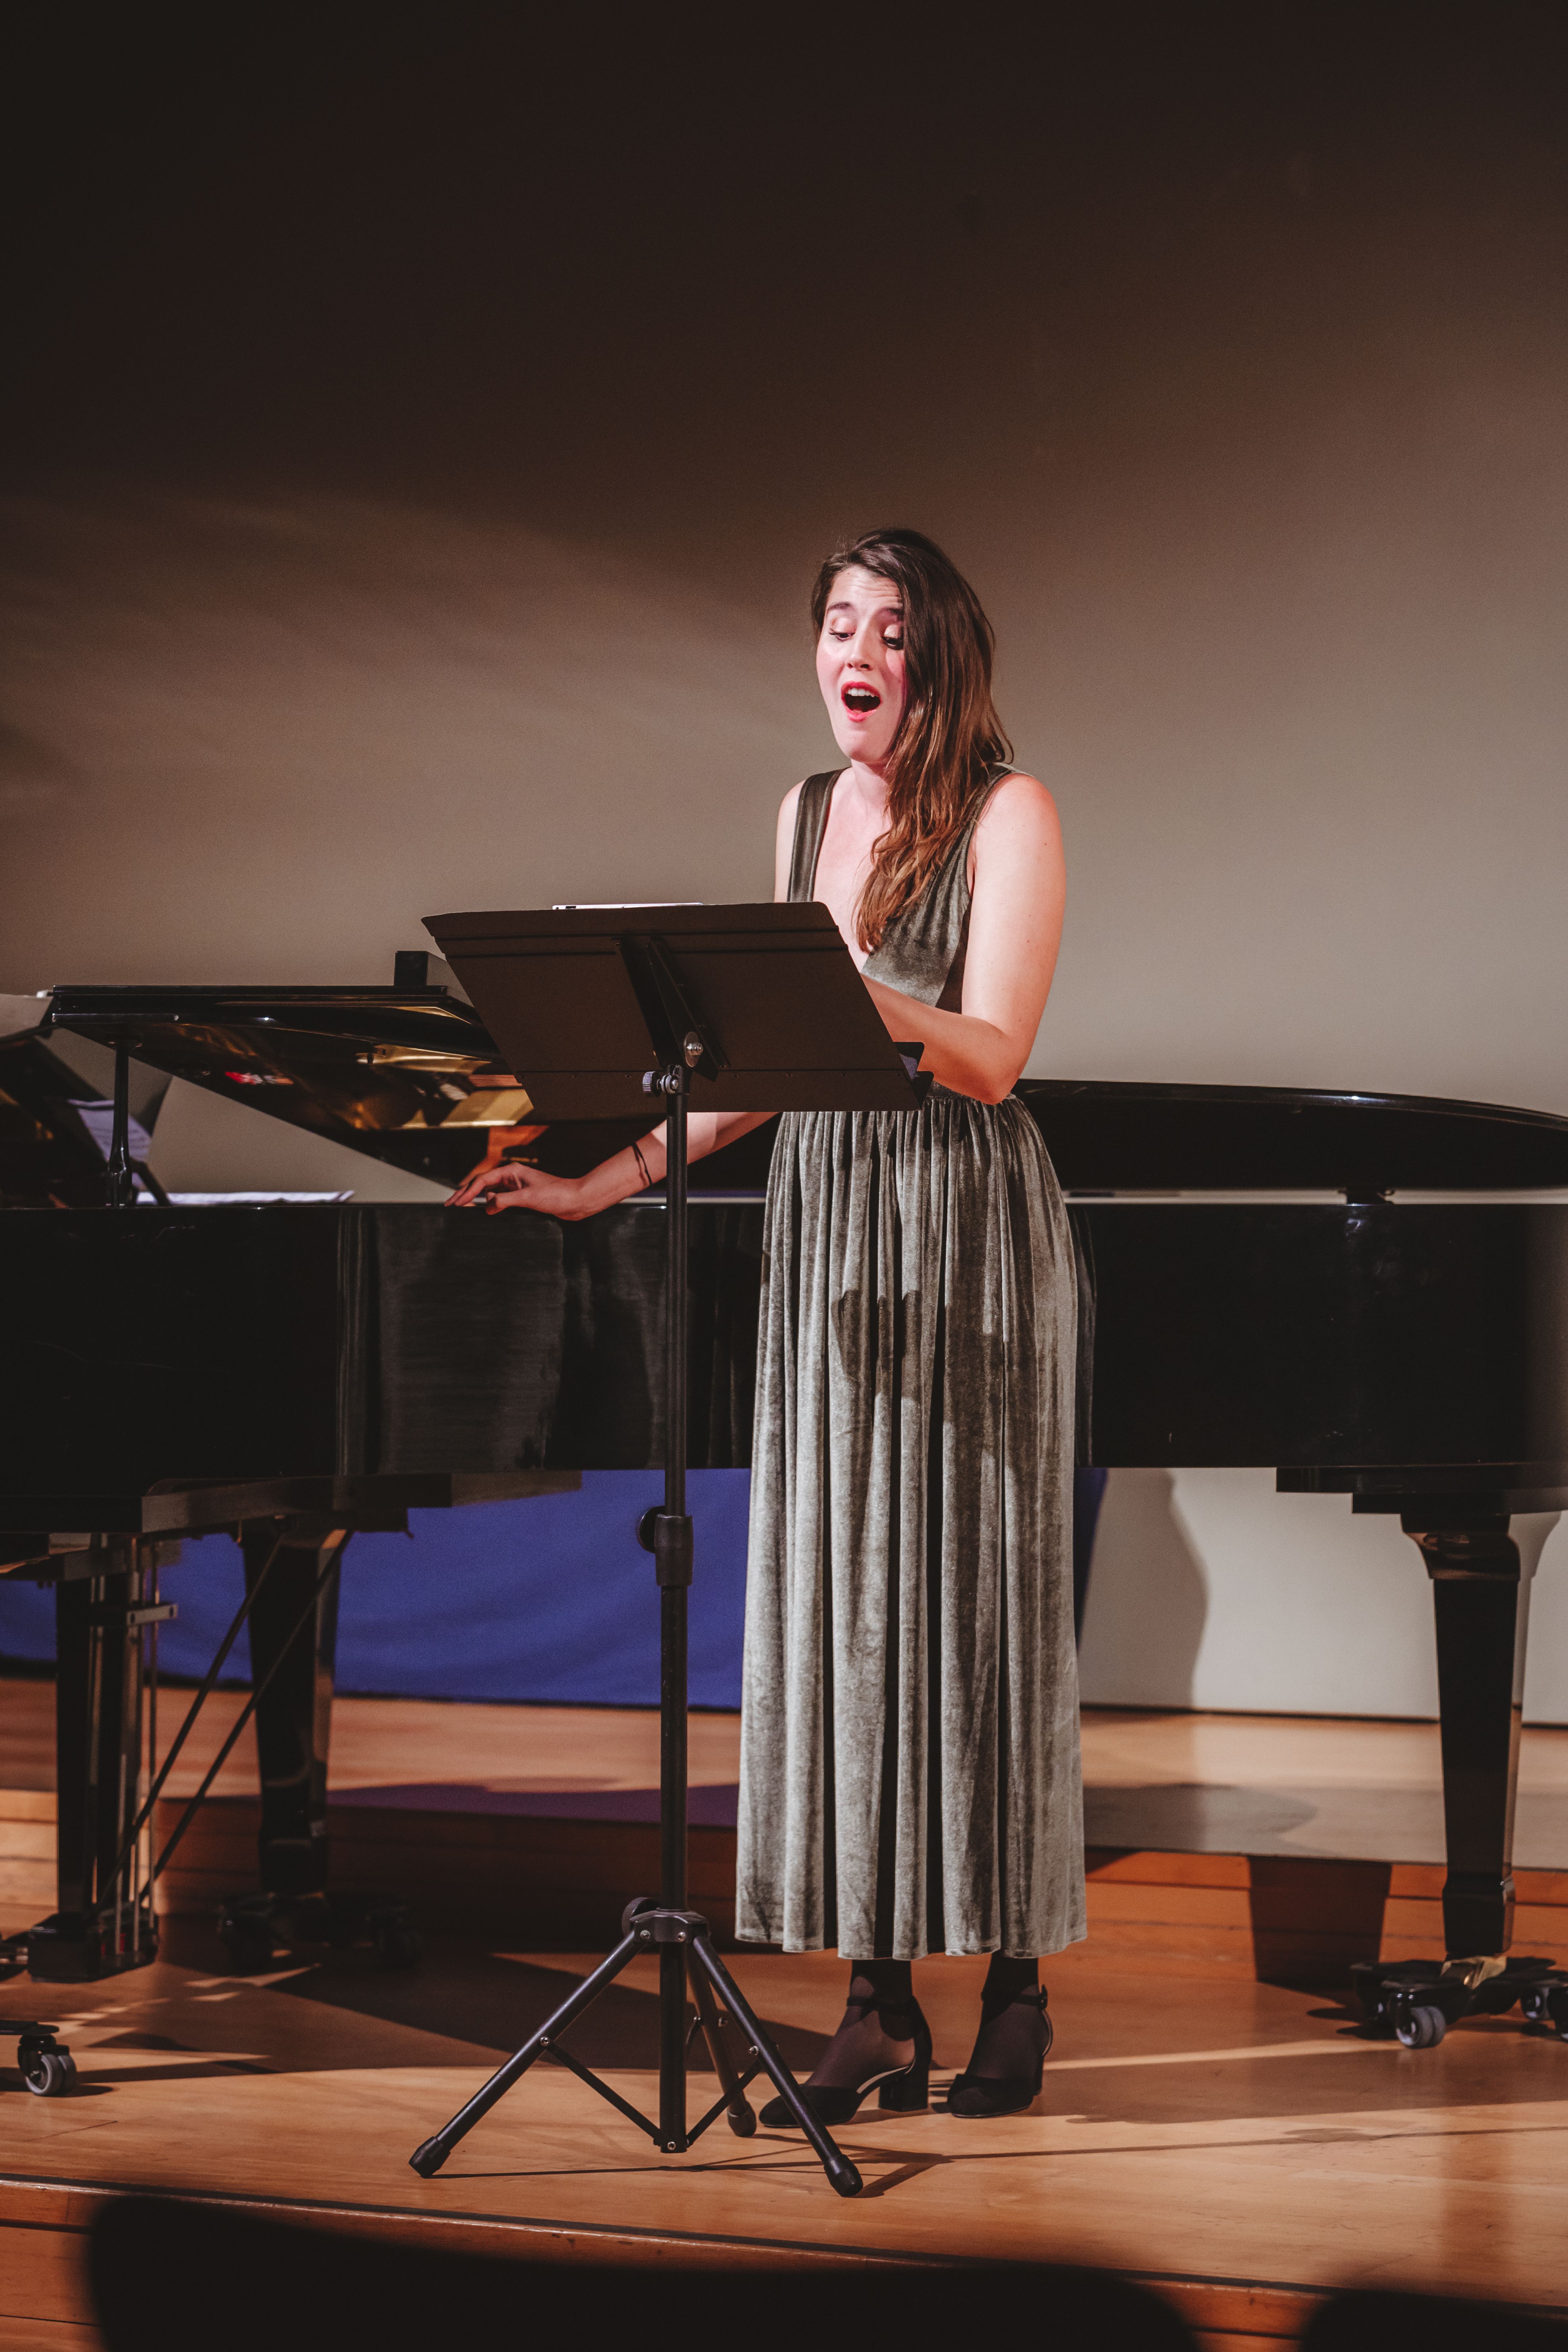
407 904 930 2199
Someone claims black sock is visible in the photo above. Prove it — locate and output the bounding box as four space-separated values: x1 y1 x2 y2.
966 1954 1045 2083
981 1952 1039 2012
850 1958 915 2032
805 1959 917 2089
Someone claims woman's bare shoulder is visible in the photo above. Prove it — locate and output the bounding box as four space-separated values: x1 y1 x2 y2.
978 770 1061 841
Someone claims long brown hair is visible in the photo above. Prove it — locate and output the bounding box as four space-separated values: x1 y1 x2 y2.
810 526 1013 952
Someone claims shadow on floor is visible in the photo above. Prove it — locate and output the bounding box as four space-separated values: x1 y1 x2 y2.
1034 2004 1568 2130
1084 1782 1322 1852
264 1938 831 2075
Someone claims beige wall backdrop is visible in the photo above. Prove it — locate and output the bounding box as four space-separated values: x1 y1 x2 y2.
7 137 1568 1106
6 9 1568 1707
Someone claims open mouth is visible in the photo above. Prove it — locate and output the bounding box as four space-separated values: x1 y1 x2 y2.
842 684 881 715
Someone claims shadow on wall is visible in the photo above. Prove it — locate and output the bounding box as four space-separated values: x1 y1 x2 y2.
1079 1464 1568 1721
1077 1468 1209 1710
0 489 821 995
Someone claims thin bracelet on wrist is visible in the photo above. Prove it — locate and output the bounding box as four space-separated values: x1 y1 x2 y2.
632 1142 651 1192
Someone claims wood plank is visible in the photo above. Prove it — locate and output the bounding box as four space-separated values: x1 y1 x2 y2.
1085 1882 1253 1928
1087 1850 1255 1888
0 2323 103 2351
1154 2279 1320 2344
0 1797 55 1826
0 2220 94 2327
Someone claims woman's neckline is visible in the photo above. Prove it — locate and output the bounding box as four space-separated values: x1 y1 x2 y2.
808 762 1013 909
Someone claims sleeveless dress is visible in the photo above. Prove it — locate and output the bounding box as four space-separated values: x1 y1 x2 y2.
735 769 1086 1961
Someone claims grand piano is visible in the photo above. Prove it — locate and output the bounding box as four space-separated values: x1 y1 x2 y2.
4 956 1567 2052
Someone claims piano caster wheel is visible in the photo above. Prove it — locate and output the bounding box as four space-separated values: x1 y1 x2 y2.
725 2103 758 2138
1517 1982 1561 2035
375 1924 421 1970
19 2039 75 2098
1395 2004 1447 2050
1532 1987 1568 2042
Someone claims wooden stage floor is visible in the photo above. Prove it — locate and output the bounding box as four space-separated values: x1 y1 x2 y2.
8 1678 1566 1858
2 1686 1568 2345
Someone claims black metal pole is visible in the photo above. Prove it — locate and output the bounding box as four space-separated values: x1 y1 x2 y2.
658 1065 690 2149
663 1070 689 1909
106 1041 136 1209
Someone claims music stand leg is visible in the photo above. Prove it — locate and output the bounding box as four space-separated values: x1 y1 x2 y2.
688 1932 862 2194
686 1940 756 2136
410 1930 642 2173
409 1055 861 2197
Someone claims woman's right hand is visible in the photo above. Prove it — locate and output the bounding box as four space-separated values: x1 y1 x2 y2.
446 1160 590 1219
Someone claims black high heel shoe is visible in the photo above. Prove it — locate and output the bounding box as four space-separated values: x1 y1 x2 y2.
944 1987 1052 2117
760 2000 932 2127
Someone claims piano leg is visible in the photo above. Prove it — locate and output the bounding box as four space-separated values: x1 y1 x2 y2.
34 1538 160 1980
218 1519 416 1971
1406 1513 1532 1959
1351 1511 1564 2045
243 1519 347 1900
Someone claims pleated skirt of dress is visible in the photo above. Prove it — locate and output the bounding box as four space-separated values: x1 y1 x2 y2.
736 1092 1086 1961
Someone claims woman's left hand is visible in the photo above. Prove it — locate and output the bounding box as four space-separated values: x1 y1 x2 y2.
447 1161 589 1219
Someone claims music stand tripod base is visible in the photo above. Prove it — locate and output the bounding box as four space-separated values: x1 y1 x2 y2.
409 1898 860 2196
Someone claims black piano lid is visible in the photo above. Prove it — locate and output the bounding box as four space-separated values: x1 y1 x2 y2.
40 985 1568 1196
1018 1078 1568 1193
45 982 530 1190
41 980 668 1190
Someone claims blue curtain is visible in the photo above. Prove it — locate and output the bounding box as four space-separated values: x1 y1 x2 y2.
0 1472 751 1709
0 1468 1105 1703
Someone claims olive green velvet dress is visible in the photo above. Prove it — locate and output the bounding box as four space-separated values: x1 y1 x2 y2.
735 769 1085 1961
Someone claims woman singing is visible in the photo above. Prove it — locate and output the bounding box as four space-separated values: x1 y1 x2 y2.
452 527 1083 2121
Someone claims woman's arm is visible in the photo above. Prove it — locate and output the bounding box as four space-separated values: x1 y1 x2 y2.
447 1105 775 1218
861 773 1064 1104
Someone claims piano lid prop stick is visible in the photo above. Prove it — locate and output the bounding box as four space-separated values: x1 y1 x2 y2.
106 1042 136 1209
108 1527 292 1897
144 1543 345 1895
